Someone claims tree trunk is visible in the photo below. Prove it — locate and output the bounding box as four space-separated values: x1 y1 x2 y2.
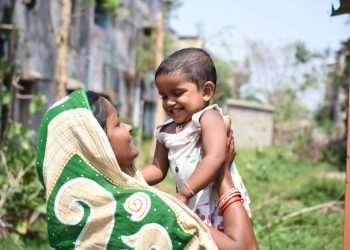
152 12 165 148
55 0 71 100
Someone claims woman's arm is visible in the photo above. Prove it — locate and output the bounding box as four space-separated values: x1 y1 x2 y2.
142 140 170 185
208 118 258 250
208 171 257 250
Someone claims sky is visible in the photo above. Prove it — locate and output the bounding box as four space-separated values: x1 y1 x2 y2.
169 0 350 111
170 0 349 62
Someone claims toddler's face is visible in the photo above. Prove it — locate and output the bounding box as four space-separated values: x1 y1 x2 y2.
155 73 207 126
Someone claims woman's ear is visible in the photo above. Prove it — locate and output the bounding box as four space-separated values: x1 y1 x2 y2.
202 81 216 101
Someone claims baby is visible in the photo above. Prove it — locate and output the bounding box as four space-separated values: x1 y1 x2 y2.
142 48 251 230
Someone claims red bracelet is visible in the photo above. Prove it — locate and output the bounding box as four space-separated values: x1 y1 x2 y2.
218 192 241 209
219 196 243 215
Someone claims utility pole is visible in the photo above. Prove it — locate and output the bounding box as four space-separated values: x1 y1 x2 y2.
55 0 71 100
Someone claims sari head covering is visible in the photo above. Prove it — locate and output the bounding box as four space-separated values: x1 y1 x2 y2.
36 90 216 249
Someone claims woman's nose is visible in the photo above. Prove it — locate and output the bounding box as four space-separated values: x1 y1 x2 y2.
125 123 132 132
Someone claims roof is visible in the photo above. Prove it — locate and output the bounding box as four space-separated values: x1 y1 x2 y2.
331 0 350 16
226 99 275 113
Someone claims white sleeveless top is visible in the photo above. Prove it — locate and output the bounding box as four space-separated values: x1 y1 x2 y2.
155 105 251 229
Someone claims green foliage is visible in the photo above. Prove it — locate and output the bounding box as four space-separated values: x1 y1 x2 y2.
294 41 326 64
313 41 348 171
294 41 315 64
212 56 234 106
235 146 343 249
3 141 344 249
29 93 46 115
0 58 11 82
163 33 178 58
135 138 153 169
136 34 156 76
245 40 327 123
314 43 348 127
80 0 126 16
137 142 344 249
79 0 96 10
0 122 46 239
320 142 346 171
80 0 121 11
101 0 120 12
272 87 309 122
0 236 48 250
0 94 47 244
140 144 344 249
2 86 10 105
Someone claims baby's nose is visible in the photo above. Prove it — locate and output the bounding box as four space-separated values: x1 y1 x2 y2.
166 97 176 105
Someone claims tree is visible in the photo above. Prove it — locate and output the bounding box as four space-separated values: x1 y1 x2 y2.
243 40 328 121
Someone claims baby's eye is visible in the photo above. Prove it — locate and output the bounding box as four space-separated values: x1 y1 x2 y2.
116 122 121 127
174 91 184 97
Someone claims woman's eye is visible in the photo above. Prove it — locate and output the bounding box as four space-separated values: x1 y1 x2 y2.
160 96 167 100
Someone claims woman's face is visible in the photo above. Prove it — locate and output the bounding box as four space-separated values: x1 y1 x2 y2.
104 99 139 170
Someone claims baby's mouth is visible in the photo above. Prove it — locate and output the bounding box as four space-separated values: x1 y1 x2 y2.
171 108 183 116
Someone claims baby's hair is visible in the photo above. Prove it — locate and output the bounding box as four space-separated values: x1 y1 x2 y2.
155 48 217 89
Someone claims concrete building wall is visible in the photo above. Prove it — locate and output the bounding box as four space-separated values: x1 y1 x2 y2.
225 99 275 149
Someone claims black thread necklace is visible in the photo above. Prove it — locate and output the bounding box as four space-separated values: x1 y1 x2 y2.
175 120 191 133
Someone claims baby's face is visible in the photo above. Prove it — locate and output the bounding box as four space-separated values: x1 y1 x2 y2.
155 73 207 126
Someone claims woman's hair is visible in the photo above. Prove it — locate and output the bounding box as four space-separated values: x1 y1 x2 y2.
155 47 217 89
86 90 108 130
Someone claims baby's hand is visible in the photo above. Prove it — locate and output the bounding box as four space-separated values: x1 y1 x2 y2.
176 192 189 205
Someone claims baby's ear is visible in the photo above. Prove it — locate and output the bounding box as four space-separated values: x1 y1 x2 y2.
202 81 215 101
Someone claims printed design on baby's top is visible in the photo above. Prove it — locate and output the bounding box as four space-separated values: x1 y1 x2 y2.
185 137 202 165
154 104 251 229
195 207 223 230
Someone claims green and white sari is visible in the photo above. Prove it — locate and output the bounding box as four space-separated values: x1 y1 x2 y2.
36 90 216 249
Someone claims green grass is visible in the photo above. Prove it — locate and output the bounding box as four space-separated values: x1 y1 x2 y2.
136 141 344 249
1 143 344 249
235 146 344 250
135 138 177 195
0 236 48 250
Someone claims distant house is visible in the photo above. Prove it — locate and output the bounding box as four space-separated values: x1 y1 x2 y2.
176 36 205 49
225 99 275 148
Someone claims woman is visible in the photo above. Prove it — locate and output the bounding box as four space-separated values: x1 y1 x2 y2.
36 89 257 249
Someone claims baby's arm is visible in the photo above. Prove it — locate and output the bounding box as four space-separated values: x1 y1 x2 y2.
142 140 170 186
177 109 227 203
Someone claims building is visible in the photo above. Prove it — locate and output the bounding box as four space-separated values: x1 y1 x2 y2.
1 0 172 135
225 99 275 148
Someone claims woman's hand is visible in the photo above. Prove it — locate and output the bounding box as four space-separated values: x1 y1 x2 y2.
197 115 236 165
209 116 258 250
224 116 236 167
175 192 190 205
217 115 237 200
